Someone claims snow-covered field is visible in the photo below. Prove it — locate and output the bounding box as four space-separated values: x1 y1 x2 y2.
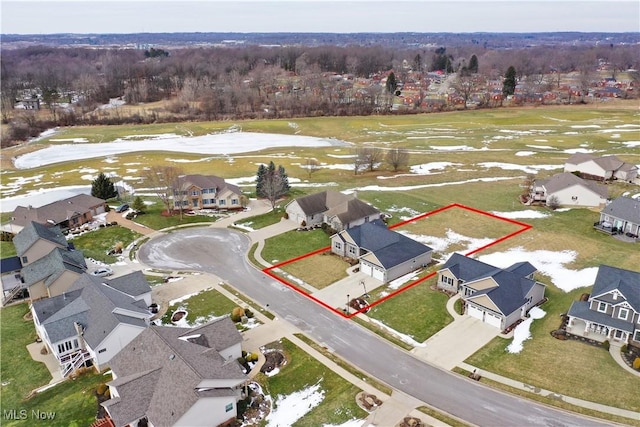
14 132 349 169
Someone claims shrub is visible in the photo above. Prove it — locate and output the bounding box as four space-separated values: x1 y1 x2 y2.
230 313 242 323
244 308 254 318
110 221 118 226
247 352 259 362
241 350 247 358
0 231 14 242
621 344 628 353
301 220 307 227
231 307 245 318
96 383 108 395
633 357 640 370
104 388 110 398
602 340 610 351
283 212 289 219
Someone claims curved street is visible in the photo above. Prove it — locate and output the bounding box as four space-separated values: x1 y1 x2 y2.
138 226 614 427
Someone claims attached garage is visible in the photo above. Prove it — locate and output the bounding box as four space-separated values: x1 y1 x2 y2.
360 262 385 281
467 304 503 328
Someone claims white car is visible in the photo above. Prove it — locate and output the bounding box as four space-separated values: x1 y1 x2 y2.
91 267 113 277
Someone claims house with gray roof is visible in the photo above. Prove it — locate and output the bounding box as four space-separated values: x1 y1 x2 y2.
101 317 247 427
30 272 152 377
566 265 640 346
437 253 546 330
22 247 87 301
331 220 432 282
9 193 107 233
530 172 608 207
174 174 243 211
594 196 640 239
564 153 638 183
286 190 381 231
12 221 70 267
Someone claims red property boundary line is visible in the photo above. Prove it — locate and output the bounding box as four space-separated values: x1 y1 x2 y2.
263 203 532 318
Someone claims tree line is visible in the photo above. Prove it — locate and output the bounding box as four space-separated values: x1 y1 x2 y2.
2 42 638 146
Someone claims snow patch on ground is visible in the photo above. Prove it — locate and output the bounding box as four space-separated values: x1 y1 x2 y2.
515 151 536 156
350 176 519 193
491 210 549 219
507 307 546 354
477 248 598 291
399 229 494 259
477 162 561 174
564 148 599 154
368 318 426 347
265 382 325 427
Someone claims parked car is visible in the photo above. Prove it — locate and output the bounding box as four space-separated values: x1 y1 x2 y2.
91 267 113 277
115 204 129 213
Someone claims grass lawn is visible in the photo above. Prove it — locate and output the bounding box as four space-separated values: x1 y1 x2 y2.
256 338 367 426
234 205 286 230
68 225 141 263
261 228 330 265
160 287 240 325
277 252 350 290
465 285 640 412
1 241 17 258
130 201 221 230
366 280 453 343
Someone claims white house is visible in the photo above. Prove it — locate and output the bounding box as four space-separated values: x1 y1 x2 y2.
30 272 152 376
564 153 638 183
530 172 608 207
101 317 247 427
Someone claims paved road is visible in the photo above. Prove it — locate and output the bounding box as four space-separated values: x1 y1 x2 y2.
138 227 612 427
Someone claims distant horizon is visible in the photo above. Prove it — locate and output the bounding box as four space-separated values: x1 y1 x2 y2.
2 1 639 35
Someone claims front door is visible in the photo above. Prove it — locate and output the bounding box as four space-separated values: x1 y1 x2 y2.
192 199 199 208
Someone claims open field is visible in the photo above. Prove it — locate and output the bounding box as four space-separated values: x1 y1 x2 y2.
276 252 351 290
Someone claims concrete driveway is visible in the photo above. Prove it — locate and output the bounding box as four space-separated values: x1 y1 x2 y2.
412 315 499 370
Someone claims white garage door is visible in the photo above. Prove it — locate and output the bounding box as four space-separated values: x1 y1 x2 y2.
372 266 385 281
468 304 484 321
485 312 502 328
361 263 373 276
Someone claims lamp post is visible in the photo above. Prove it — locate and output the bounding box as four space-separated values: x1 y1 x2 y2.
346 294 350 314
361 280 369 298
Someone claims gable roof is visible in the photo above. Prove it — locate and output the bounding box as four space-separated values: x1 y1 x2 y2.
601 196 640 224
11 194 106 228
565 153 595 165
105 271 152 297
22 247 86 287
31 273 150 346
590 265 640 312
439 253 499 283
593 155 624 171
343 221 431 269
12 222 68 257
179 174 241 196
290 190 352 216
538 172 608 198
103 318 246 427
326 198 380 226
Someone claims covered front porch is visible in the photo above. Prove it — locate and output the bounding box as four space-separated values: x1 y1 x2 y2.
566 316 630 343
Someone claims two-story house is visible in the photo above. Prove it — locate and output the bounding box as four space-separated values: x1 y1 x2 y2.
31 271 152 377
564 153 638 183
593 196 640 238
437 253 546 330
173 174 243 211
101 317 247 427
566 265 640 345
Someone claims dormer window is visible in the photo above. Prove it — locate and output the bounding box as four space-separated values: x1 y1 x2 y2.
618 308 629 320
597 302 607 313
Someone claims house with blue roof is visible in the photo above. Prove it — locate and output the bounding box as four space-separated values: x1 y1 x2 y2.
331 220 432 282
31 271 152 377
566 265 640 346
437 253 545 330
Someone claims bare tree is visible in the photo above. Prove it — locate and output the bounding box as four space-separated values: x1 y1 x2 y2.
304 157 321 179
141 166 184 215
386 148 410 172
357 146 384 172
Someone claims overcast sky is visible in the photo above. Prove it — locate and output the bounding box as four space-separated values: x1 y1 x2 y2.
1 1 639 34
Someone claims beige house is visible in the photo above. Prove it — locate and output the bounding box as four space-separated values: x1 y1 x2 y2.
564 153 638 183
22 248 87 301
286 190 381 231
530 172 608 207
12 222 70 267
9 193 107 233
173 174 243 211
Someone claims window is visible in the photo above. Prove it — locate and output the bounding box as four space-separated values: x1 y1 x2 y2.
219 199 226 206
203 199 215 205
334 242 342 250
225 403 233 412
597 302 607 313
348 246 357 256
619 308 629 320
231 199 239 205
634 330 640 342
191 190 199 196
98 348 107 354
21 256 28 264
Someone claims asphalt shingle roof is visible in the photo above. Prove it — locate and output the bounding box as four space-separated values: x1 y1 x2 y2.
538 172 608 198
568 301 634 332
12 222 68 257
103 317 246 427
11 194 106 228
105 270 151 297
590 265 640 312
21 248 86 287
601 196 640 225
179 174 241 197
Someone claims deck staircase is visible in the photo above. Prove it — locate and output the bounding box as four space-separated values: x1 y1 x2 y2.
2 285 24 306
61 349 92 377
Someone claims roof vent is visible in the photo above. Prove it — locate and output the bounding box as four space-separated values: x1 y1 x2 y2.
169 354 175 360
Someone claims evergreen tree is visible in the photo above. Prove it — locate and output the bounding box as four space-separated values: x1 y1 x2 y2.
502 66 517 96
385 72 398 94
468 55 479 73
91 172 118 200
277 164 290 193
256 164 267 198
132 196 146 213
